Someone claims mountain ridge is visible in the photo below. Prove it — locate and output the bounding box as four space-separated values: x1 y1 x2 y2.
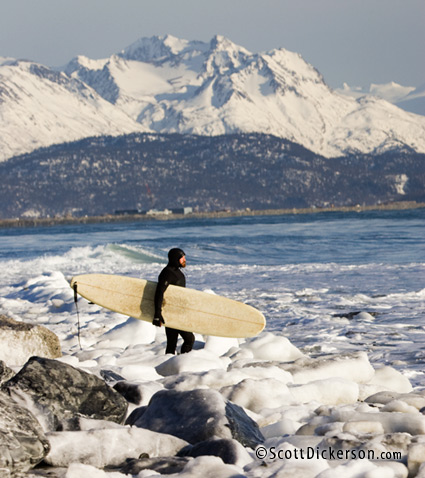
1 132 423 219
1 34 424 162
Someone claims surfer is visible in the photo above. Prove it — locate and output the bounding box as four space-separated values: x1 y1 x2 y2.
153 248 195 354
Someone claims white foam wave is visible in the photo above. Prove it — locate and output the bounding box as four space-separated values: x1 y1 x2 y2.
106 243 164 263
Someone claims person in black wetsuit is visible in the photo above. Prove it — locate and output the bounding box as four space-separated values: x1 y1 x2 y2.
153 248 195 354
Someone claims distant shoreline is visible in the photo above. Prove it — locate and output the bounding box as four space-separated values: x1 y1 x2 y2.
0 201 424 229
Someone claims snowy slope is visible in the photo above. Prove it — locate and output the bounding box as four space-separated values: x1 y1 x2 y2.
1 35 425 162
64 34 425 157
0 60 147 161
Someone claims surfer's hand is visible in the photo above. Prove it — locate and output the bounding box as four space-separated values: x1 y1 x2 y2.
153 316 165 327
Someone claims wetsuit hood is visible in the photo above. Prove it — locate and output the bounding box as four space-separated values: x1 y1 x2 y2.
168 248 185 268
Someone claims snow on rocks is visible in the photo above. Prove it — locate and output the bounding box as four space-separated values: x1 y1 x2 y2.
97 316 157 347
0 315 61 366
241 332 305 362
279 350 375 384
0 315 425 477
44 426 189 468
155 348 231 376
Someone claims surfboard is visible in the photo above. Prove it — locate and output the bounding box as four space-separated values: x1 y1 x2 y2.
70 273 265 338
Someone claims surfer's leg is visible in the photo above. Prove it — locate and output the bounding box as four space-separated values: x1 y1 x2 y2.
180 331 195 354
165 327 179 354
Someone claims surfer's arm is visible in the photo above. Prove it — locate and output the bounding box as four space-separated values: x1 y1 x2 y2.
153 275 169 326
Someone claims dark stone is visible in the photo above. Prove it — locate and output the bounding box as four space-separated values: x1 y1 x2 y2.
118 456 191 475
100 369 126 383
113 381 142 404
225 401 264 448
178 438 243 464
2 356 128 431
125 406 147 425
0 390 50 474
333 311 378 320
126 388 264 448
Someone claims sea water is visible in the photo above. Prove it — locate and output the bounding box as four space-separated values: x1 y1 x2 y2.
0 208 424 386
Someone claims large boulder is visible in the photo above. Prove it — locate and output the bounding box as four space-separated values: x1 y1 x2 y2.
126 388 264 448
2 356 128 431
0 390 50 475
0 315 61 366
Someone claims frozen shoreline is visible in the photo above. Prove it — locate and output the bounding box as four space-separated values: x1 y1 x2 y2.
1 208 424 476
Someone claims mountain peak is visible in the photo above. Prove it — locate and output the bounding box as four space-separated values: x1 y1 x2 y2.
119 34 197 63
209 35 250 54
201 35 251 77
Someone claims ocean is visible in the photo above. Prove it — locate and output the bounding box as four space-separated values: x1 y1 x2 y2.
1 207 424 386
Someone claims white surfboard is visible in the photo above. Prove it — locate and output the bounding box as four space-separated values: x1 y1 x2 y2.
70 274 265 338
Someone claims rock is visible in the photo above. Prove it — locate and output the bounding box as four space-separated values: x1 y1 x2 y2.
0 360 14 385
119 456 191 475
2 356 128 431
0 390 50 475
100 369 126 383
178 437 252 466
113 380 164 406
225 401 265 448
126 388 264 448
0 315 61 366
113 381 143 404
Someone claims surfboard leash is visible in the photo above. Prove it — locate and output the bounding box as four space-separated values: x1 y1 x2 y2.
73 282 82 350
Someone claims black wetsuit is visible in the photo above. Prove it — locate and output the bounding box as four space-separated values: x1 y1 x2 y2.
154 249 195 354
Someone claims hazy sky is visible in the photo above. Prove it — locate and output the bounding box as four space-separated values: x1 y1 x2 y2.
1 0 424 88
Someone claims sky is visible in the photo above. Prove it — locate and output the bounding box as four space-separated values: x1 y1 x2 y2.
0 0 424 89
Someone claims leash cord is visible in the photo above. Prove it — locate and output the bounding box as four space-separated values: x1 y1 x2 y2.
73 282 82 350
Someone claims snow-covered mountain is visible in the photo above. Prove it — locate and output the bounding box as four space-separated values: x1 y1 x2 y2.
1 35 425 162
337 81 425 116
0 59 146 162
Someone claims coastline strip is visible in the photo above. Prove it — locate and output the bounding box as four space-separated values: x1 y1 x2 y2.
0 201 423 229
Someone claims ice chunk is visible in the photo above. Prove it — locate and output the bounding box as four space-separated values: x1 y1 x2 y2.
221 377 292 413
289 377 359 405
367 366 412 393
331 409 425 435
282 351 375 384
243 332 305 361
